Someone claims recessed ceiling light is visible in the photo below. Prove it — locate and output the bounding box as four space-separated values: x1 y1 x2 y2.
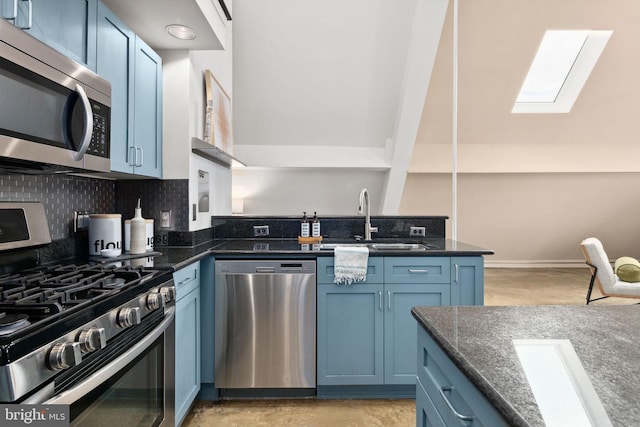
166 24 198 40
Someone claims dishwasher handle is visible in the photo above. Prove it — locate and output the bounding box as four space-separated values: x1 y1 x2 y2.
255 267 276 273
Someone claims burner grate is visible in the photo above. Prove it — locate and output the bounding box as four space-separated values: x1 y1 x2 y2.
0 264 159 325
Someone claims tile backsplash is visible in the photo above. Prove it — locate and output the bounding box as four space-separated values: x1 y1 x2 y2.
0 174 190 241
0 173 115 239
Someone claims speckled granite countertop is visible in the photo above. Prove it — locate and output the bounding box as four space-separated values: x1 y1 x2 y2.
89 239 492 271
411 305 640 427
206 238 492 257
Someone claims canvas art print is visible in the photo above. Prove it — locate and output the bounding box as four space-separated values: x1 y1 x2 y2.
204 69 233 154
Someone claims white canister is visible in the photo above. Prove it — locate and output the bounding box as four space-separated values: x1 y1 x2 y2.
89 214 122 256
124 219 154 252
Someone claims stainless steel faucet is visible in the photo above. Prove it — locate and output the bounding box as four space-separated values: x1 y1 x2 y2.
358 188 378 241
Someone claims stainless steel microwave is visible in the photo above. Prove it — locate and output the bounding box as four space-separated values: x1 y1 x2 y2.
0 19 111 173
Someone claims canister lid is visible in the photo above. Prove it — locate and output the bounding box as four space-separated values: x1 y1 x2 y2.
89 214 121 219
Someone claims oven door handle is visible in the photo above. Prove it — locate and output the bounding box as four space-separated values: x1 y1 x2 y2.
43 307 175 405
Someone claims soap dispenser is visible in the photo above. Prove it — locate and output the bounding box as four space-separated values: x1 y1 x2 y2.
301 212 310 237
312 212 321 237
129 199 146 254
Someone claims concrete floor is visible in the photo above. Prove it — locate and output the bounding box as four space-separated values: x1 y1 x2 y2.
182 267 635 427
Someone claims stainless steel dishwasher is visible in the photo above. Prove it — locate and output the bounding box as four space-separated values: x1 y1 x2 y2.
215 260 316 389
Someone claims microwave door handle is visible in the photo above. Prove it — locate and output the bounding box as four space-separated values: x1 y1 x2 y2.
71 84 94 161
1 0 18 20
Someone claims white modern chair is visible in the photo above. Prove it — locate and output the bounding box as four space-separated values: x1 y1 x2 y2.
580 237 640 304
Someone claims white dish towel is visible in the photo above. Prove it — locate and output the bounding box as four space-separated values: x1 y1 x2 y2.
333 246 369 285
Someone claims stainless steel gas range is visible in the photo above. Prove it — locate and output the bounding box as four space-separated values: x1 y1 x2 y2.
0 203 175 427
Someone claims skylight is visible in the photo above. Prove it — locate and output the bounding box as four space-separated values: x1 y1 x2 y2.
512 30 612 114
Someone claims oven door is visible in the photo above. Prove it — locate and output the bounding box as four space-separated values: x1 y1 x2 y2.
42 307 175 427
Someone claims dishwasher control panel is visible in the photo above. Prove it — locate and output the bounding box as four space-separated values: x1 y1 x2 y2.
215 260 316 274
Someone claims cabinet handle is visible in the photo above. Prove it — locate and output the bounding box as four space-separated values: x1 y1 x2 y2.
16 0 31 29
408 269 428 274
129 146 136 166
378 291 382 311
387 291 391 310
455 264 459 283
136 147 143 167
439 386 474 423
1 0 18 20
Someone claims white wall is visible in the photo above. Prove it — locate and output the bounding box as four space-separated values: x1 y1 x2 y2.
402 172 640 266
230 0 419 216
233 168 385 216
401 0 640 263
159 18 234 229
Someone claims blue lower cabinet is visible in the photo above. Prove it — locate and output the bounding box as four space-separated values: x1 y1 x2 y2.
174 262 201 427
451 257 484 305
416 327 509 427
384 284 450 384
317 255 480 389
417 377 447 427
317 283 384 385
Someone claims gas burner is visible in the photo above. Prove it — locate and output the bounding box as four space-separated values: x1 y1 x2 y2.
101 277 127 288
0 313 30 336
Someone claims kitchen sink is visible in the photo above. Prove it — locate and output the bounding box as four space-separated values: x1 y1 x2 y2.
317 242 428 251
369 243 426 250
317 243 368 250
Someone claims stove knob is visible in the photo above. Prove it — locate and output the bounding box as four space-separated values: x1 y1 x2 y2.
47 342 82 371
160 286 176 303
146 292 165 310
117 307 142 328
78 327 107 353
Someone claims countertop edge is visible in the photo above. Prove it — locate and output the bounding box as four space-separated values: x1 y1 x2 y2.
411 307 531 427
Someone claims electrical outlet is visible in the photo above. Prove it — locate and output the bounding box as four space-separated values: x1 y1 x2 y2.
410 226 426 237
254 225 270 236
73 210 89 233
160 210 171 228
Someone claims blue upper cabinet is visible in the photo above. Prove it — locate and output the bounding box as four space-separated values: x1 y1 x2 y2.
96 3 134 173
132 37 162 178
6 0 98 70
96 2 162 178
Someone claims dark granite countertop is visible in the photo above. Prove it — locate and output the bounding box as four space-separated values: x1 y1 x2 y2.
206 238 493 257
42 235 491 273
411 305 640 427
145 238 492 270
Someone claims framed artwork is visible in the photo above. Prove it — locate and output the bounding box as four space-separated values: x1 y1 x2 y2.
204 69 233 154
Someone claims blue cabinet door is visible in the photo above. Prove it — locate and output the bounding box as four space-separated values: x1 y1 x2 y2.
96 2 162 177
175 286 201 426
132 36 162 178
18 0 97 70
384 283 450 385
96 2 134 173
451 257 484 306
174 262 201 427
417 378 447 427
317 283 384 385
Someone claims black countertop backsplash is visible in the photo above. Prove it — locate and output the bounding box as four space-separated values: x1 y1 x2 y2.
210 215 447 240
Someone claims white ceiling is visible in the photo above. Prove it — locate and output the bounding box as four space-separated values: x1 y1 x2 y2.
100 0 230 50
